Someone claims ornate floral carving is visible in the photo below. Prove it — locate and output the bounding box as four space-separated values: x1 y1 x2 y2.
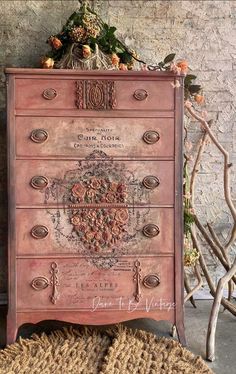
70 207 129 253
70 176 128 205
43 152 155 268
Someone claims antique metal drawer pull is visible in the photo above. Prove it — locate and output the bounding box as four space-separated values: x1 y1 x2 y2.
142 176 160 190
143 130 160 144
30 129 49 143
31 276 49 290
133 89 148 101
30 262 59 305
42 88 57 100
30 176 49 189
31 225 49 239
142 224 160 238
143 274 160 288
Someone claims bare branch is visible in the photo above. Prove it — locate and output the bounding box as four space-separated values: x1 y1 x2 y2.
186 105 236 222
191 227 236 316
184 264 203 303
184 270 197 308
206 257 236 361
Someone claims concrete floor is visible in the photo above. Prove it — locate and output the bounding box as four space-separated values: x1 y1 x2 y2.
0 300 235 373
184 301 235 374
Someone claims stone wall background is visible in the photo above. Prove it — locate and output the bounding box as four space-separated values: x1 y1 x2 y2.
0 0 236 298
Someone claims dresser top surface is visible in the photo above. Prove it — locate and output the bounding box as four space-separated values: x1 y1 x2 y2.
5 67 184 79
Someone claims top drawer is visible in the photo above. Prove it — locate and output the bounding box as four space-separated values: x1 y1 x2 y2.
15 78 175 111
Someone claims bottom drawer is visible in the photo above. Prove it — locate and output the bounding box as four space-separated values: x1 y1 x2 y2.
16 256 174 311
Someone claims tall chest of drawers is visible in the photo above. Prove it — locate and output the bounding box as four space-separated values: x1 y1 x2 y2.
6 68 185 345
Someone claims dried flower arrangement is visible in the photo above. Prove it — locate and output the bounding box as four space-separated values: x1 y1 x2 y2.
41 2 139 70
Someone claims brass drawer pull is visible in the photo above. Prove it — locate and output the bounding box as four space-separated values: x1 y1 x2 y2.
31 276 49 290
143 130 160 144
143 274 160 288
31 225 49 239
42 88 57 100
30 129 48 143
133 89 148 101
142 224 160 238
30 176 49 190
142 176 160 190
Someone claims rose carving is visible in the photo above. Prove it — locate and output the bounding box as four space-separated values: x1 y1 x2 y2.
70 207 129 253
115 209 129 224
69 173 130 253
71 183 86 201
71 176 128 205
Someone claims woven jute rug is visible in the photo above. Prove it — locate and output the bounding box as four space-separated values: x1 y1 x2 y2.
0 326 213 374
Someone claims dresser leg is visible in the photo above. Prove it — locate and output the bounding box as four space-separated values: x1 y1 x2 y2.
175 321 186 347
170 324 177 338
6 319 18 345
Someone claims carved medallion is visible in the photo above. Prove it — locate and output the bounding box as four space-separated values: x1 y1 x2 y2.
76 80 116 110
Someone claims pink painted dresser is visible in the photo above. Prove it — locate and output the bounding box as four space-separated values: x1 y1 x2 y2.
5 68 185 345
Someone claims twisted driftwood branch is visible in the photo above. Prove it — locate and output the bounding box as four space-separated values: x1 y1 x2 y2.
184 270 197 308
186 105 236 223
206 258 236 361
184 264 203 303
191 227 236 316
186 104 236 361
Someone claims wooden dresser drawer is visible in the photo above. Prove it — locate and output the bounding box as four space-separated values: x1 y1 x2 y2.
16 207 174 256
16 256 174 311
15 160 174 206
15 79 76 110
15 78 174 111
15 117 174 159
115 80 174 111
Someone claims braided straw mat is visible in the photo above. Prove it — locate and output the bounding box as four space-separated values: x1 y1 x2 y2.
0 326 213 374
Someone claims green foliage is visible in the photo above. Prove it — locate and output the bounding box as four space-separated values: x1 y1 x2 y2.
184 75 202 100
188 84 202 94
157 53 176 70
96 24 119 54
184 208 195 234
163 53 176 64
184 74 197 87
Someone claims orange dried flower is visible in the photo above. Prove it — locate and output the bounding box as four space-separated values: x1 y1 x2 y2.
111 53 120 66
82 45 92 59
184 100 192 108
49 37 62 50
119 63 128 71
176 60 188 74
41 56 54 69
194 94 205 105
